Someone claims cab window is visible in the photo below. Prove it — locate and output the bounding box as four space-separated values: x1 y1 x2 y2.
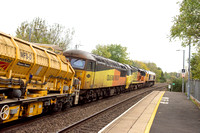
127 69 131 76
71 58 85 69
86 61 95 71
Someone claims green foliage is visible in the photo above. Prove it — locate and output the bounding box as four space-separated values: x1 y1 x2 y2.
191 47 200 79
170 0 200 46
133 61 149 70
170 78 183 92
92 44 111 58
146 62 157 72
16 17 75 50
108 44 129 64
160 71 166 83
92 44 129 64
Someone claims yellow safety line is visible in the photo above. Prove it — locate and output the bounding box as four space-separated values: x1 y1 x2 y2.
144 91 165 133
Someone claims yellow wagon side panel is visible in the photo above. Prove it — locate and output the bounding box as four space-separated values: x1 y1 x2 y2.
13 40 34 76
0 35 16 75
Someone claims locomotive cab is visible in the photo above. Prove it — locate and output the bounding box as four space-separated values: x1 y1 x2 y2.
137 69 146 82
124 65 138 89
63 50 97 90
146 71 156 86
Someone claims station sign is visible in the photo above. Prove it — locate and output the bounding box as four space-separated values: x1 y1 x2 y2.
182 69 185 73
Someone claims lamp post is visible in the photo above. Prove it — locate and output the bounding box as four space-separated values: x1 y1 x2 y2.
187 38 191 99
176 49 185 93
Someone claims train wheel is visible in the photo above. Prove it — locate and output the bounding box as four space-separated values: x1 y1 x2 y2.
0 105 10 120
62 102 71 110
98 90 103 99
116 87 119 95
52 102 63 112
86 90 92 102
92 91 97 101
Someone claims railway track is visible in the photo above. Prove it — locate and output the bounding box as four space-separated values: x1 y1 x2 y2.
0 83 167 133
57 83 167 133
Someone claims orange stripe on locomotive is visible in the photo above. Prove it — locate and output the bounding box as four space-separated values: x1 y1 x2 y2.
112 69 126 86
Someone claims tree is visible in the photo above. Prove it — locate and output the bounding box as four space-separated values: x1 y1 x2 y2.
146 62 157 73
107 44 129 64
146 62 165 82
16 17 75 50
191 48 200 79
133 61 149 70
160 71 166 83
92 44 130 64
92 44 111 58
170 0 200 46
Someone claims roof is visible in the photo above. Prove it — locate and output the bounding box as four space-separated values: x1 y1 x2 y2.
147 71 156 75
63 50 96 61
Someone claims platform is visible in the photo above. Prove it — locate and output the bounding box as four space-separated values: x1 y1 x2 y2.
99 91 165 133
99 91 200 133
150 91 200 133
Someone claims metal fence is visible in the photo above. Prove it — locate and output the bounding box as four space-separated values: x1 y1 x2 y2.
186 80 200 102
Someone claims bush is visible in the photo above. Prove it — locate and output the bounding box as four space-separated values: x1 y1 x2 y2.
171 78 184 92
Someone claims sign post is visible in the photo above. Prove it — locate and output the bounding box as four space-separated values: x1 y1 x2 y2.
168 84 171 92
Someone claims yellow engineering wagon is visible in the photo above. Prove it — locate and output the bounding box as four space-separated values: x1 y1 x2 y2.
0 32 79 124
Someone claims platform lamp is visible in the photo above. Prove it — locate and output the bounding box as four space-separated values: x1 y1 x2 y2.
176 49 185 93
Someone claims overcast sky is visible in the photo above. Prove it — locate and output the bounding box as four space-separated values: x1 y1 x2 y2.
0 0 194 72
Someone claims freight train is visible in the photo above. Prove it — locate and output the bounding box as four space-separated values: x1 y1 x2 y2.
63 50 155 103
0 32 155 124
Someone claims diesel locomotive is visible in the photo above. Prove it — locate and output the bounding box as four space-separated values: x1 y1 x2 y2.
63 50 155 103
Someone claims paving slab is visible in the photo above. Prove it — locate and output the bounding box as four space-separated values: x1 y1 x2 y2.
150 91 200 133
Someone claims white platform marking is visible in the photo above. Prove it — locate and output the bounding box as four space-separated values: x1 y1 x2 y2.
160 97 169 104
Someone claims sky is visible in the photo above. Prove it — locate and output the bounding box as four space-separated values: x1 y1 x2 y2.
0 0 194 72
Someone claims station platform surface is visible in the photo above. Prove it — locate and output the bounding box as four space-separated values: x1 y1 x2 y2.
99 91 200 133
150 91 200 133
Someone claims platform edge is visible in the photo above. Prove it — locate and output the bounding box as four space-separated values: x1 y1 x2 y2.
98 91 154 133
144 91 165 133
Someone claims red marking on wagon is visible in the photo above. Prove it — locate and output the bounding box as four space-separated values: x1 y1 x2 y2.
0 61 10 70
